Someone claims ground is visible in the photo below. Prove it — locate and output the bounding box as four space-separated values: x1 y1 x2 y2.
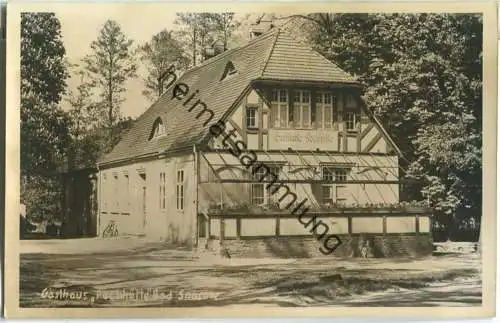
20 237 481 307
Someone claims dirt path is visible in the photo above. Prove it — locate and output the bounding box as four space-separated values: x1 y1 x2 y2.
19 244 481 307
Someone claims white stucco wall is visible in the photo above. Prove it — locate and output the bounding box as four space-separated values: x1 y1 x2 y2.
98 153 196 245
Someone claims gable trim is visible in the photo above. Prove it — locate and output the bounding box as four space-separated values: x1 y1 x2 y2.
357 97 403 158
260 29 280 78
197 84 253 150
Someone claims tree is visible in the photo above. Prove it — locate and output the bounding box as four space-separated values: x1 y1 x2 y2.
66 66 101 140
138 29 189 101
65 66 103 168
174 13 238 66
301 13 482 218
208 13 239 50
20 13 70 224
20 12 71 177
175 13 202 67
21 12 68 106
83 20 137 144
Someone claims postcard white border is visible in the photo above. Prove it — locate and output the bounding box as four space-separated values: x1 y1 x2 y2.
4 1 497 319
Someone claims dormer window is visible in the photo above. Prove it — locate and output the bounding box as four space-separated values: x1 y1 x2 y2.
149 117 165 140
220 61 237 81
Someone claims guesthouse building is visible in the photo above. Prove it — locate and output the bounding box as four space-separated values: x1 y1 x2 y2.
97 26 433 258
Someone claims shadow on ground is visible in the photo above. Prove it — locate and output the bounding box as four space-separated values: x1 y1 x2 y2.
19 245 481 308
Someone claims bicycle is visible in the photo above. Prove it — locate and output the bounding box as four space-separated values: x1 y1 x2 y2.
102 220 119 238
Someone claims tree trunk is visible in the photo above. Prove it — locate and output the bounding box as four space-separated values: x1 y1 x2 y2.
107 78 114 144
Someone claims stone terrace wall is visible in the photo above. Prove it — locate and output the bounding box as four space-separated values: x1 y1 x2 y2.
207 233 433 258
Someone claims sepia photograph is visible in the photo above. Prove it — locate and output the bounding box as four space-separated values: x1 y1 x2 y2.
4 1 497 319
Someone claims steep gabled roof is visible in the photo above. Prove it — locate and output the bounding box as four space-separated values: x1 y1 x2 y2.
261 30 358 83
99 28 360 166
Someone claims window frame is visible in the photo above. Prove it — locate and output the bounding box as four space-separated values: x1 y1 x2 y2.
102 173 108 210
315 91 336 129
292 90 312 128
345 111 359 132
159 172 166 210
113 174 119 210
124 173 130 211
150 117 166 140
270 89 289 128
176 169 185 211
246 106 258 129
220 61 237 81
250 164 283 206
321 166 351 206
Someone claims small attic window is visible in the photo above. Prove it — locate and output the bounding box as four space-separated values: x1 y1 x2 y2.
149 117 165 140
220 61 237 81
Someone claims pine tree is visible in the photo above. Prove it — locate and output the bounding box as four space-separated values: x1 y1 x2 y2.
83 20 137 146
138 29 189 101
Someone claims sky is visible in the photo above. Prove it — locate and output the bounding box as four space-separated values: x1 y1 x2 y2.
52 7 256 119
55 7 179 118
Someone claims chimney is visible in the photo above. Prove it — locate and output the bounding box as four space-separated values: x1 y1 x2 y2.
249 14 274 40
203 39 226 61
213 39 225 55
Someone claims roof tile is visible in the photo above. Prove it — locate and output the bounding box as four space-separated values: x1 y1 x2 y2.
99 28 360 165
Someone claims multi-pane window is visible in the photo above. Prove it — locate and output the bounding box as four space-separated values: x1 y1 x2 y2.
321 186 333 206
251 165 282 205
176 170 184 211
321 167 350 205
102 173 107 210
246 107 257 129
251 184 265 205
159 172 166 210
270 89 288 128
292 90 311 128
316 92 336 128
124 174 130 210
321 167 334 205
335 169 348 182
113 174 119 209
345 111 359 132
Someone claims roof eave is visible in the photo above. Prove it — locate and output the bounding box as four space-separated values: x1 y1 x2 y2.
252 78 362 88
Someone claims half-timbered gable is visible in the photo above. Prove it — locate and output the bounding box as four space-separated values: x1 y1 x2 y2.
97 26 432 257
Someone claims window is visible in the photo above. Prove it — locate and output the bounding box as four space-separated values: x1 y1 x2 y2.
159 172 166 210
251 165 282 205
345 93 357 108
176 170 184 211
113 174 119 209
102 173 107 210
345 111 359 132
220 61 237 81
316 92 336 128
246 107 258 129
335 169 347 182
321 166 350 205
124 174 130 210
149 117 165 140
321 168 334 205
321 186 333 206
251 184 265 205
270 89 288 128
292 90 311 128
322 167 349 183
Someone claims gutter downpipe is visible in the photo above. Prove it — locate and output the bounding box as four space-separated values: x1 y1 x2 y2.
193 144 200 247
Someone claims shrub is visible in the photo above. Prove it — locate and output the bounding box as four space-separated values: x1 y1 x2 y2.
21 175 63 224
